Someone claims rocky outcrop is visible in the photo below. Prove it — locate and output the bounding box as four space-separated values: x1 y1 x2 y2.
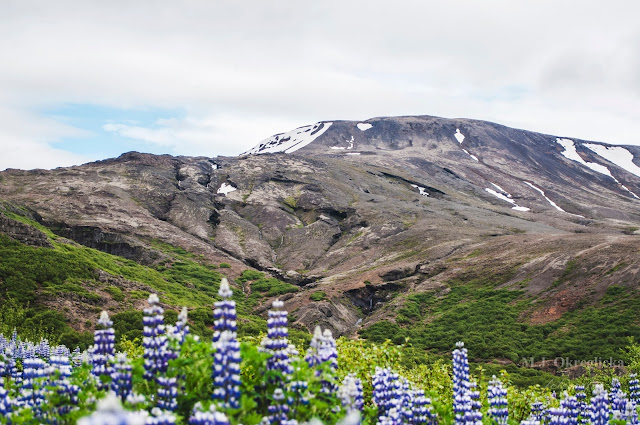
0 214 52 247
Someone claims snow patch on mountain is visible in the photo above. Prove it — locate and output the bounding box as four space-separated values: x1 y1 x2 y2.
454 129 465 143
485 185 529 211
244 122 333 155
217 182 237 195
524 181 565 212
556 138 615 179
584 144 640 178
411 184 429 196
357 123 372 131
463 149 479 161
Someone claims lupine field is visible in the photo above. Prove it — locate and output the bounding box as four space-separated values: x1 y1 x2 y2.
1 278 639 424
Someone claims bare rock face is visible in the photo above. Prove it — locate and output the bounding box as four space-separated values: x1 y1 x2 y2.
0 214 51 248
2 115 640 336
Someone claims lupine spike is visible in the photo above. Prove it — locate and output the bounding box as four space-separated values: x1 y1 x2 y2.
262 387 298 425
111 353 133 403
590 384 610 425
91 310 116 388
338 373 364 412
629 374 640 403
143 294 169 381
260 300 295 378
452 342 481 424
0 377 11 418
487 376 508 425
189 402 231 425
212 278 241 409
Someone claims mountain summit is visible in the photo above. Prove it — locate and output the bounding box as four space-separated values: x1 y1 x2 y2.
1 115 639 363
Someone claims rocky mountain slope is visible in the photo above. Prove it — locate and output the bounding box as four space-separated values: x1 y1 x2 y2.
1 115 640 370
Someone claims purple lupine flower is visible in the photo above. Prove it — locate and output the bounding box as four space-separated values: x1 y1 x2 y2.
624 400 639 424
630 374 640 404
189 402 231 425
590 384 610 425
413 388 436 425
212 279 241 409
338 373 364 412
608 378 630 421
452 342 481 425
574 385 589 424
487 376 508 425
18 357 48 417
260 300 295 377
112 353 133 403
143 294 169 381
157 376 178 411
399 377 415 424
213 278 237 341
212 330 241 409
0 377 11 418
51 354 80 415
72 347 83 368
559 393 579 425
530 402 545 423
372 367 401 417
167 307 189 363
262 388 298 425
376 407 403 425
171 307 189 343
305 326 338 394
91 311 116 387
77 393 148 425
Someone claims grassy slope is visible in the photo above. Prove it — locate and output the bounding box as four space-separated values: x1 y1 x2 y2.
0 210 272 348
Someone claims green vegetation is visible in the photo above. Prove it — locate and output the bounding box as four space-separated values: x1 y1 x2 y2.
0 210 277 349
237 269 299 304
310 291 327 301
361 269 640 387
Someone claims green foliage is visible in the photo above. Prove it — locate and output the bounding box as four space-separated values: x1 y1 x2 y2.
237 270 299 303
219 262 232 268
309 291 327 301
104 285 125 301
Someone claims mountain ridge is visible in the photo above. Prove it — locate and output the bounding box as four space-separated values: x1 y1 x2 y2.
1 114 639 374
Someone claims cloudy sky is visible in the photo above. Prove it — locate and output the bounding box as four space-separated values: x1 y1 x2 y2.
1 0 639 170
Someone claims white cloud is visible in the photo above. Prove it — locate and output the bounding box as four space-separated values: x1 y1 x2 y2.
1 0 640 169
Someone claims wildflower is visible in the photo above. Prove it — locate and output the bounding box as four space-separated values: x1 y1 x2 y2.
143 294 169 381
189 402 231 425
338 373 364 412
260 300 294 377
211 278 241 409
157 376 179 412
0 378 11 417
51 354 80 415
629 374 640 403
590 384 610 425
213 278 237 340
413 389 436 425
452 342 481 424
91 311 116 386
262 388 298 425
487 376 508 425
112 353 133 403
372 367 401 416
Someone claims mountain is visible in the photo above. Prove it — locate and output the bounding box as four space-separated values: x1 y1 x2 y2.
2 115 640 375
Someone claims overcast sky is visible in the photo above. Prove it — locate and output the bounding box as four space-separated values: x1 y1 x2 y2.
1 0 639 170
